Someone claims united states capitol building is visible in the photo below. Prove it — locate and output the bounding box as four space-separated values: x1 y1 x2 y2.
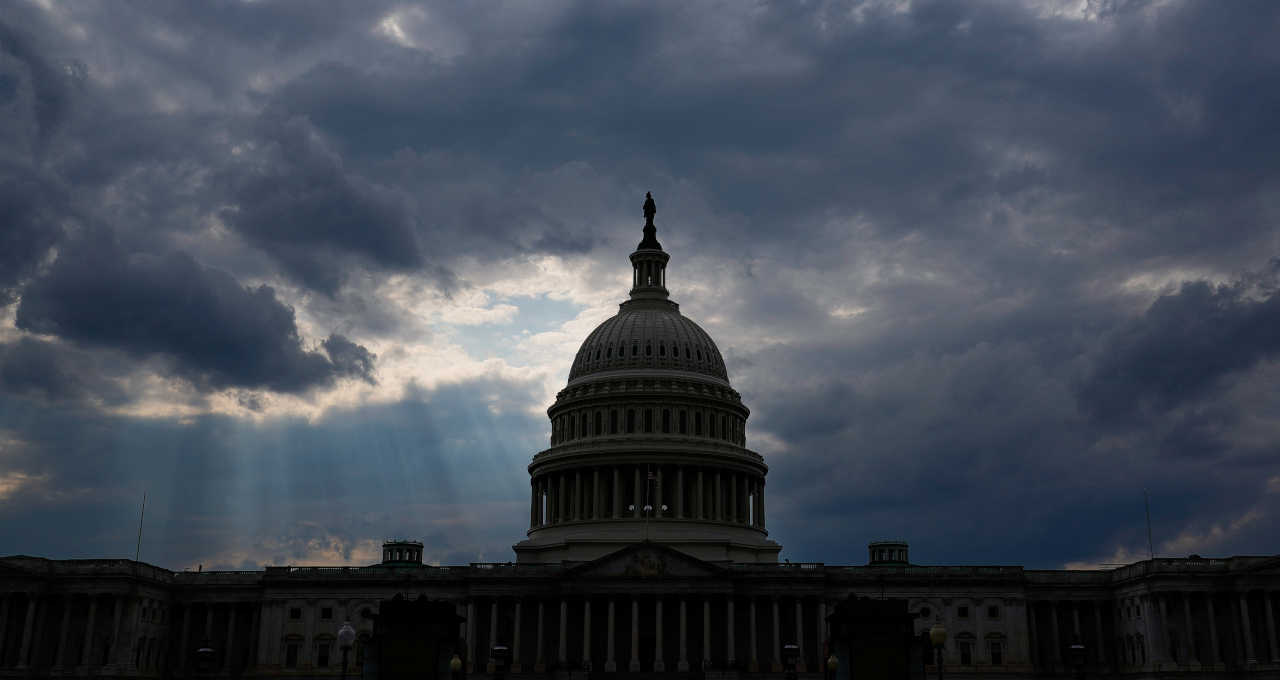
3 202 1279 679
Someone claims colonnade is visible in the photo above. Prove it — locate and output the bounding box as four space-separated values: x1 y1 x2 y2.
530 464 765 530
0 591 162 673
461 594 825 675
551 405 745 446
1029 590 1280 673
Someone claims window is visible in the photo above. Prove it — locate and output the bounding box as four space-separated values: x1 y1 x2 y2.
644 410 653 433
610 410 618 434
595 412 602 436
285 644 299 668
695 412 703 436
645 343 652 356
317 642 330 668
990 641 1003 666
659 343 666 357
920 606 931 618
632 344 638 356
321 607 333 620
662 409 671 433
679 410 687 434
988 605 999 619
626 410 636 433
957 606 969 619
958 641 972 666
606 347 612 358
709 414 716 438
289 608 302 620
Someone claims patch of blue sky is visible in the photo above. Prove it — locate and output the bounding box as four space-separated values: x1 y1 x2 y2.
438 293 583 365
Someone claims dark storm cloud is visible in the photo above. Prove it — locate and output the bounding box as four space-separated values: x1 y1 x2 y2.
216 116 431 295
1082 260 1280 425
15 232 375 393
2 0 1280 569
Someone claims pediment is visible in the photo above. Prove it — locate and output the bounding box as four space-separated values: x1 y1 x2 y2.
566 543 726 580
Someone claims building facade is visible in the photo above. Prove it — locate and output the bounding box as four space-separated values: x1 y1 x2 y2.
3 204 1279 679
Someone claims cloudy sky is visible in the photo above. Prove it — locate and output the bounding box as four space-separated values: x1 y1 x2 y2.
2 0 1279 571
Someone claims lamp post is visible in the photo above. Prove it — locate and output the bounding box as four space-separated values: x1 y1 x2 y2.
337 621 356 680
929 622 947 680
450 654 463 680
826 652 838 680
492 644 509 680
1069 636 1086 680
195 640 215 674
783 643 800 680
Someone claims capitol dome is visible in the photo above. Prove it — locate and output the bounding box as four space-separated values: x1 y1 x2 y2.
514 195 780 564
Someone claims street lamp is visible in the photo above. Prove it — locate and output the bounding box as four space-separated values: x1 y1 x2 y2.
450 653 463 680
195 640 215 673
929 622 947 680
783 643 800 680
1069 636 1086 680
337 621 356 680
492 644 510 680
826 652 838 680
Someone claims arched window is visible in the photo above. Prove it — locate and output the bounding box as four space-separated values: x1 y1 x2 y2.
662 409 671 433
606 347 613 358
610 410 618 434
695 412 703 436
659 343 666 357
679 410 687 434
644 410 653 433
594 411 603 436
645 343 652 356
632 344 638 357
626 410 636 433
709 413 717 438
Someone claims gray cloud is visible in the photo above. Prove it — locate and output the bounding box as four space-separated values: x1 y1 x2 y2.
15 232 375 393
2 0 1280 568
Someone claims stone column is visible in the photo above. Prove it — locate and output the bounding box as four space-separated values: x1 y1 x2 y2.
1240 593 1257 664
110 595 126 666
676 467 685 519
759 482 766 529
1264 591 1278 663
678 598 689 672
726 597 736 668
1183 594 1198 665
559 599 568 666
630 598 640 671
654 599 665 672
489 600 499 671
656 467 664 517
536 600 546 672
1207 594 1220 666
633 468 642 518
613 467 622 518
749 598 759 672
530 480 537 527
81 596 99 667
606 598 616 672
1027 602 1039 668
816 600 826 669
513 600 523 672
772 597 781 672
1158 594 1174 664
594 468 602 519
696 469 705 520
55 595 73 668
795 598 806 671
559 474 568 523
583 598 593 670
17 594 38 668
703 599 711 669
1049 600 1062 669
466 600 476 673
225 603 237 672
574 470 582 520
730 473 738 523
714 472 723 521
1094 601 1108 669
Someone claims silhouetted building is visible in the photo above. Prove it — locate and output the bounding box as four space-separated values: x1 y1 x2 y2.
3 202 1279 678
